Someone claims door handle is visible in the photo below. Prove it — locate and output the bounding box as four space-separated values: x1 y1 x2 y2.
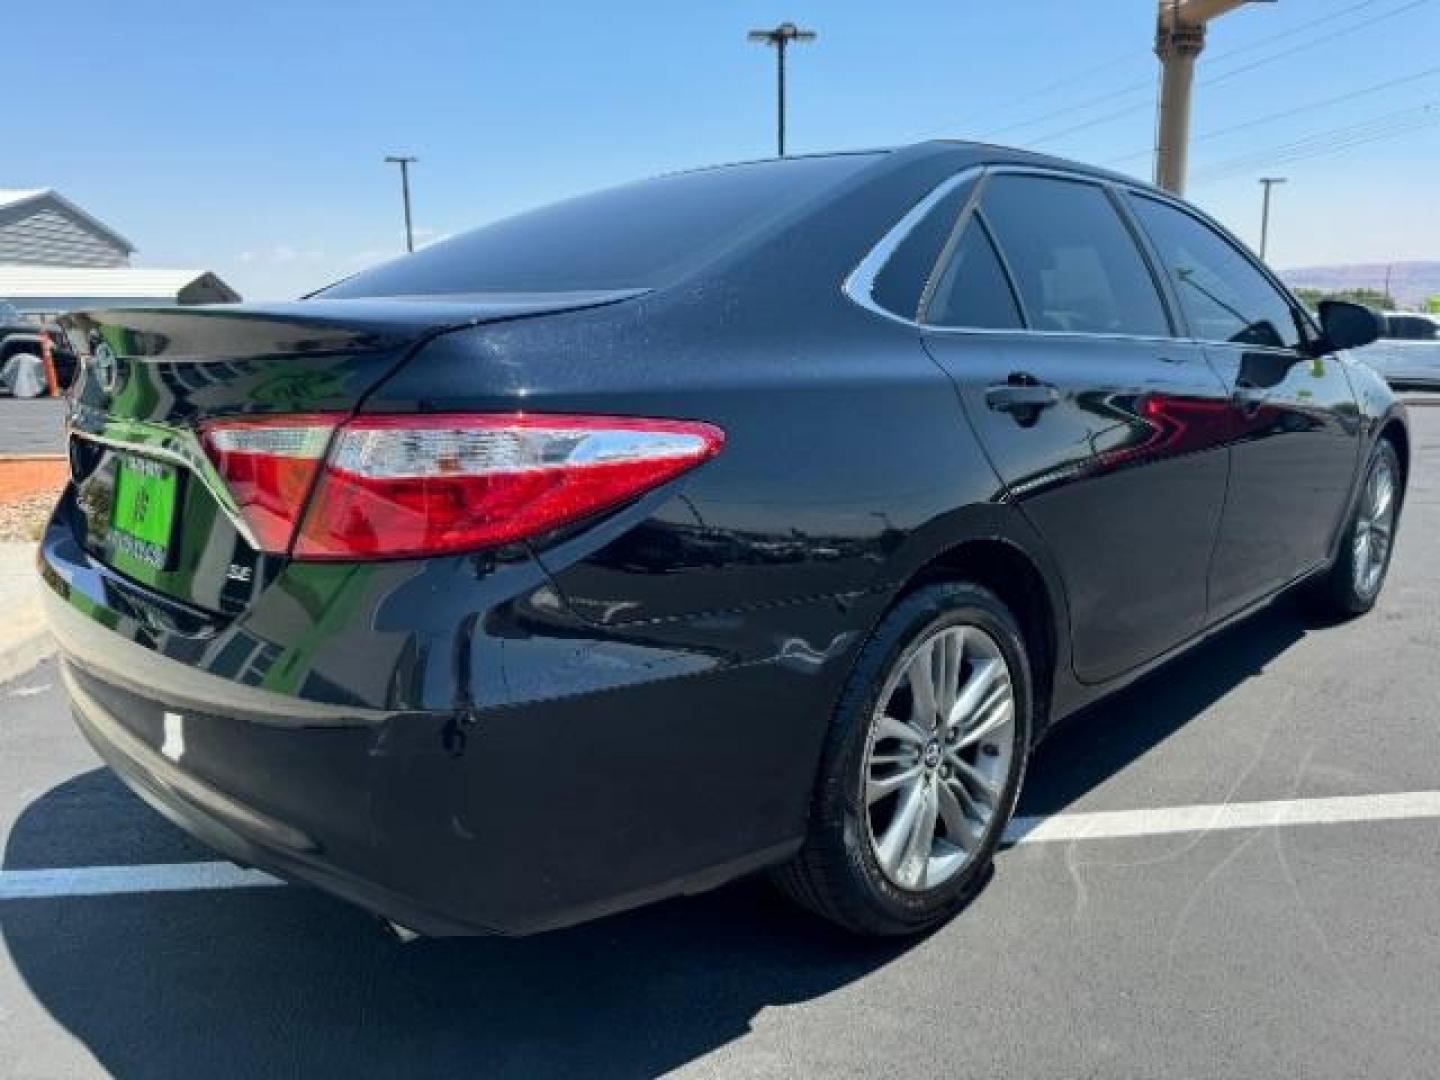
986 379 1059 420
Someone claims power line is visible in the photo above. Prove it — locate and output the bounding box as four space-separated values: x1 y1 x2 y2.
906 51 1151 142
1200 0 1432 90
1190 100 1440 183
967 0 1430 148
1199 100 1439 173
969 0 1398 142
1104 62 1440 166
1193 116 1440 185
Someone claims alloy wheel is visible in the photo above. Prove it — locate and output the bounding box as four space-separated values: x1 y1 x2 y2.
863 623 1017 892
1353 455 1397 599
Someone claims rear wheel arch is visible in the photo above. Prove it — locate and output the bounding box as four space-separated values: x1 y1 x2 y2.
892 535 1060 735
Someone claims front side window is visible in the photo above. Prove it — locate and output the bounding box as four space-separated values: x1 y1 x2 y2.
1128 193 1305 351
976 175 1170 337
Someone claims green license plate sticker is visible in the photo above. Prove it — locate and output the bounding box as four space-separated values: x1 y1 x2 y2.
111 456 178 566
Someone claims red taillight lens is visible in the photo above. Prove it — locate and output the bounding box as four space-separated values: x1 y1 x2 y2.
201 415 339 552
207 413 724 560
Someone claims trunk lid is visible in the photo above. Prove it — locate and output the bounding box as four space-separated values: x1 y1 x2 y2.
59 292 643 612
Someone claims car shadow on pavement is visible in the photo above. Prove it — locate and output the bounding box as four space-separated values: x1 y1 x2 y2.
1 598 1310 1079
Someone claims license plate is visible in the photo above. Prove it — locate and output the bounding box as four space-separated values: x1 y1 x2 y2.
110 455 178 567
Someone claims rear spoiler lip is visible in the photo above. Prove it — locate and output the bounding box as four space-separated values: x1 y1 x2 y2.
57 289 651 363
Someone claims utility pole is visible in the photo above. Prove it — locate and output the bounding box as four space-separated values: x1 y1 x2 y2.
747 22 817 157
384 155 418 253
1258 176 1286 261
1154 0 1276 195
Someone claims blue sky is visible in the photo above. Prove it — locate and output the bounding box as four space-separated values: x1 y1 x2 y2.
9 0 1438 299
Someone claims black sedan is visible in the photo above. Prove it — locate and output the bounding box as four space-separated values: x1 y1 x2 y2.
42 142 1405 937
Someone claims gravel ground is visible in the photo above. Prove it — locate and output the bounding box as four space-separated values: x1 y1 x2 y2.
0 492 56 542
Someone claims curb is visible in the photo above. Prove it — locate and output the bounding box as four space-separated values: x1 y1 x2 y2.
0 543 54 687
0 601 52 685
0 608 53 686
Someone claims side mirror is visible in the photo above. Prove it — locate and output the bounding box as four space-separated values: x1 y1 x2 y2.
1314 300 1384 354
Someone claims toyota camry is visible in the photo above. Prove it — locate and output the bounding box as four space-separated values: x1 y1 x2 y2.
43 141 1405 937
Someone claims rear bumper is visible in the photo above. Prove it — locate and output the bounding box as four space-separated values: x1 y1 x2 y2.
39 518 859 935
64 659 482 937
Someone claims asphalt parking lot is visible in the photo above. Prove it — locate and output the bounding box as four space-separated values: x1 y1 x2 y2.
0 397 65 456
2 404 1439 1079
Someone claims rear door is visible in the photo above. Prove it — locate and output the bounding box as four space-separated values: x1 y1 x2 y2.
1124 193 1362 618
922 170 1234 684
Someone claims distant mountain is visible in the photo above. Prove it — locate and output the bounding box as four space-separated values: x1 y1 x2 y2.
1280 261 1440 309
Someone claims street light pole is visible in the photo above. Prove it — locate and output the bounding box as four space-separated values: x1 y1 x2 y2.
747 22 817 157
384 155 418 253
1258 176 1286 261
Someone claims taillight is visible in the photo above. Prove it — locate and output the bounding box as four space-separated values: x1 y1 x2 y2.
202 413 723 560
201 416 338 552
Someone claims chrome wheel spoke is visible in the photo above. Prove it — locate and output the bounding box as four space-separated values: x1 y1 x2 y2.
947 657 1003 729
936 628 965 719
876 713 927 747
876 779 928 874
1374 470 1394 518
937 780 982 851
946 752 1002 808
907 639 941 731
954 683 1013 751
867 764 922 806
895 785 939 888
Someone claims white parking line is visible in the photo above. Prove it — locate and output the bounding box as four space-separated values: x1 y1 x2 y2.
1005 790 1440 844
0 861 282 900
3 791 1439 901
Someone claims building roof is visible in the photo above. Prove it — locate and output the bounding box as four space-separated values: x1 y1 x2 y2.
0 188 136 256
0 265 239 303
0 189 47 209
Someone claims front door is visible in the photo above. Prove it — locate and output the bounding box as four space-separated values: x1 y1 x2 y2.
1124 192 1362 619
922 171 1234 684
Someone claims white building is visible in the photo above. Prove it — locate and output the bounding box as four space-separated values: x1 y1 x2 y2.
0 188 238 313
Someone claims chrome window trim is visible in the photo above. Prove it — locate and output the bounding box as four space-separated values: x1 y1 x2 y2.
843 159 1314 352
841 166 985 329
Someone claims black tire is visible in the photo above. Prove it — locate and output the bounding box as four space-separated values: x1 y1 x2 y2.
773 581 1033 936
1305 437 1402 619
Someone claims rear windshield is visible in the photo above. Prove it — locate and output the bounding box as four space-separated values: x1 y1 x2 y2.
320 154 879 298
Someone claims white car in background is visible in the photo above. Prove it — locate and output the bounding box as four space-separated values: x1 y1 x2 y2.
1356 311 1440 389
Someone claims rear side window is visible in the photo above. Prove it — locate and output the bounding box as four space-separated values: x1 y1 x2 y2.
926 218 1023 329
977 175 1170 337
870 178 975 320
320 154 878 297
1128 194 1305 351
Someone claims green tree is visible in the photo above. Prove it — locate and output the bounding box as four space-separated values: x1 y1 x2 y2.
1292 287 1396 311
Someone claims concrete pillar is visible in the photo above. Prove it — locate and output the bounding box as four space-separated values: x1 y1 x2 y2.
1154 20 1206 195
